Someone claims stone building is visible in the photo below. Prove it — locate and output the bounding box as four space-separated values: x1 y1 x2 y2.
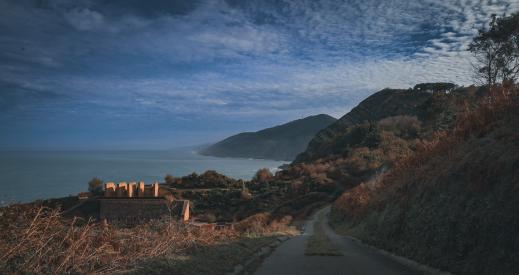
99 181 190 225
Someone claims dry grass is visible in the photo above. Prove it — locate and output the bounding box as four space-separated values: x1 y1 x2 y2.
334 85 519 223
330 85 519 274
384 86 519 188
0 202 300 274
134 235 279 275
234 212 299 236
0 204 237 274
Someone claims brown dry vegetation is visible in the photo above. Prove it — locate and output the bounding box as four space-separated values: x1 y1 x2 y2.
331 85 519 274
0 203 293 274
275 114 425 194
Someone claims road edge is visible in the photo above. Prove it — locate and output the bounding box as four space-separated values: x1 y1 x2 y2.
341 234 453 275
226 235 290 275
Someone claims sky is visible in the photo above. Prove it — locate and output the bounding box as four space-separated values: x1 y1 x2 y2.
1 0 518 150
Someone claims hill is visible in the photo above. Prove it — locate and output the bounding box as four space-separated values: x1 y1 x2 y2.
294 83 464 163
330 86 519 274
200 114 337 161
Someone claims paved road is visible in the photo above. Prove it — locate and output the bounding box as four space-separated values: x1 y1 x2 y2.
254 206 426 275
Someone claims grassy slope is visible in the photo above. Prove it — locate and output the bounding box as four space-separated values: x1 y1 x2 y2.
294 88 433 163
0 203 297 274
331 88 519 274
294 84 487 164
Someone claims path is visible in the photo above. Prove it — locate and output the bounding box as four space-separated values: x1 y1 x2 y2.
254 206 426 275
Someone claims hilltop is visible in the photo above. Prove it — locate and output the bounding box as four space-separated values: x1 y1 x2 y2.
294 83 462 163
200 114 336 161
274 83 484 196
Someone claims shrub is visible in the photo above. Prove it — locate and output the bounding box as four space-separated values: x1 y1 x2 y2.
87 177 103 194
253 168 273 184
233 212 293 234
164 174 175 185
378 115 422 139
240 188 252 201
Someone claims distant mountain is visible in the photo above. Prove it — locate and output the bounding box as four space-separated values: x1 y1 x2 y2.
200 114 337 161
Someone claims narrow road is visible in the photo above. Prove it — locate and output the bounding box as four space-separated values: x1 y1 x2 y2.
254 206 426 275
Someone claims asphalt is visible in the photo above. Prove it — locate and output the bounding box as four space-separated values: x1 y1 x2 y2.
254 206 427 275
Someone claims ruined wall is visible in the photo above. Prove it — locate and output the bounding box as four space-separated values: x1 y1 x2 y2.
104 182 159 198
99 199 189 225
99 199 170 225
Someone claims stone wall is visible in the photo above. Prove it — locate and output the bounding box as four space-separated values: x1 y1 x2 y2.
104 182 160 198
99 198 190 225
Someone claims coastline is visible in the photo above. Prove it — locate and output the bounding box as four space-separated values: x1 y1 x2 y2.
0 149 287 205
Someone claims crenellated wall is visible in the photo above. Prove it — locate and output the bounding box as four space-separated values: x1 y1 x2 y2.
100 181 190 225
103 181 160 198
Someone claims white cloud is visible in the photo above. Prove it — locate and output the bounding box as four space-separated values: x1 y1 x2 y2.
2 0 519 130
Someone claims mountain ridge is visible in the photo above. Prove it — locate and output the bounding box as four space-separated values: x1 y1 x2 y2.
294 84 463 163
200 114 337 161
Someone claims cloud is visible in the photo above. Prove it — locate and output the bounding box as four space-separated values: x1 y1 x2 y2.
1 0 519 148
64 8 105 31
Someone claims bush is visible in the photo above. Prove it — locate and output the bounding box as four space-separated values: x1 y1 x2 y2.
253 168 273 184
87 177 103 194
240 188 252 201
234 212 271 234
164 174 175 185
177 171 241 189
378 115 422 139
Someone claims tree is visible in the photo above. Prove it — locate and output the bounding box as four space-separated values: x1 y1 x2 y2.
362 121 381 148
164 174 176 185
469 13 519 86
88 177 103 194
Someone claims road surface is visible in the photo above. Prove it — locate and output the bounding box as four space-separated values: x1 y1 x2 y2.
254 206 427 275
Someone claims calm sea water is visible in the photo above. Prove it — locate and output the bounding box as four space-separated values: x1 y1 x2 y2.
0 149 287 205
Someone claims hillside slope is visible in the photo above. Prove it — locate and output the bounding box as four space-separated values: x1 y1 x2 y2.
294 83 461 163
201 114 336 161
331 87 519 274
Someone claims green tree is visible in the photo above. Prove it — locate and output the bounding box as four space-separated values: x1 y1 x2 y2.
469 13 519 86
88 177 103 194
362 122 381 148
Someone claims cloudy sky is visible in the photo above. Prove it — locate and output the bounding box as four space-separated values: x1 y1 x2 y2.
0 0 517 150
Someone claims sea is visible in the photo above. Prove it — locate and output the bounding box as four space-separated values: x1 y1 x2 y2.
0 148 287 205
